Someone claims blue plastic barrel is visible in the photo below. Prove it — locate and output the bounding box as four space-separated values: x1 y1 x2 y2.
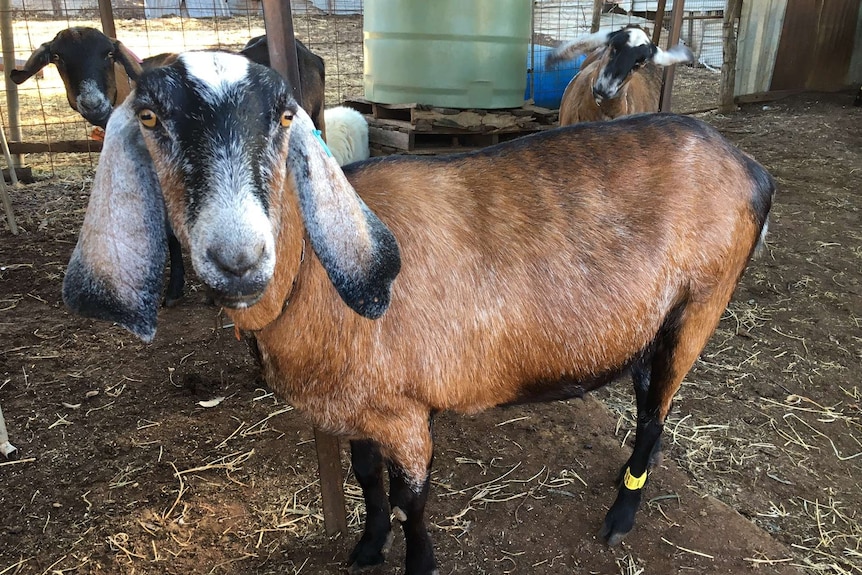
526 45 586 109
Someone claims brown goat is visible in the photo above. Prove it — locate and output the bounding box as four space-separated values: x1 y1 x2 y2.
549 26 694 124
63 53 774 575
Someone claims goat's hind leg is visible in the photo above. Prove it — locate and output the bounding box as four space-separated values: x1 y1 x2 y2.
600 356 664 545
600 296 733 545
348 439 392 572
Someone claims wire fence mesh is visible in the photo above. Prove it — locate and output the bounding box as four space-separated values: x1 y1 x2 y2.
1 0 722 178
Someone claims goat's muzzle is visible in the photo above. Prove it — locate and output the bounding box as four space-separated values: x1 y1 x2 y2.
200 241 273 308
189 197 277 310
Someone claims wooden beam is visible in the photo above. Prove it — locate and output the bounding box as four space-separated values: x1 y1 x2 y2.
8 140 102 154
591 0 603 33
98 0 116 39
0 0 22 166
719 0 743 113
260 0 347 538
262 0 303 103
652 0 667 44
659 0 686 112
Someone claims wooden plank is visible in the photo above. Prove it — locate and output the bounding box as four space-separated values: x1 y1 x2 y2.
851 4 862 84
771 0 861 92
736 0 788 97
368 126 412 150
734 88 806 104
591 0 603 33
313 428 347 536
719 0 743 113
652 0 667 44
659 0 685 112
9 140 102 154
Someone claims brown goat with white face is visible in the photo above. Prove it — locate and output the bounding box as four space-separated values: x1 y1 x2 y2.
548 26 694 124
63 53 773 575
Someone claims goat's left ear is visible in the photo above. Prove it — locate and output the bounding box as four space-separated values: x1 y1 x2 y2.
652 44 695 67
287 107 401 319
62 98 167 342
112 40 144 81
9 42 52 84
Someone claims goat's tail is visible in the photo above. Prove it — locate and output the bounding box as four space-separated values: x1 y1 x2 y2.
746 157 775 258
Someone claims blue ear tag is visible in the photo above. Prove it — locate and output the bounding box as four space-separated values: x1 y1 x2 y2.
312 129 333 158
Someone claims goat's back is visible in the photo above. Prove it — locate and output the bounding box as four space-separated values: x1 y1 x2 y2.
276 114 772 413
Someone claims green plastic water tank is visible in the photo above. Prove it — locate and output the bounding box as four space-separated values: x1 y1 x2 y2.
364 0 531 109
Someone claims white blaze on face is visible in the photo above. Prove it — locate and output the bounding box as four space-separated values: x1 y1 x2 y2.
178 52 276 299
624 27 651 48
188 171 276 298
179 51 250 101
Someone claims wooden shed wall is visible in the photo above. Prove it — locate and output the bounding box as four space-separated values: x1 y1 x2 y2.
735 0 862 98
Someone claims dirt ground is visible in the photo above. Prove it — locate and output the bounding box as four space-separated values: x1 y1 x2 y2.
1 58 861 575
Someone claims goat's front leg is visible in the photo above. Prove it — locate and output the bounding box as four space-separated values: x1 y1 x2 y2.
385 413 437 575
348 439 392 572
163 228 185 307
388 462 436 575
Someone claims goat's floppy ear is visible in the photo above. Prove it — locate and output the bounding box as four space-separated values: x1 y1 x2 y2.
287 107 401 319
652 44 695 67
10 42 52 84
62 98 167 342
112 40 144 81
546 30 611 67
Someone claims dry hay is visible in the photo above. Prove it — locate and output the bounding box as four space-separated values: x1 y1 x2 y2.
599 287 862 575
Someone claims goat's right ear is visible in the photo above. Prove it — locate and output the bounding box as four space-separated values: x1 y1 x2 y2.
62 98 167 342
112 40 144 81
10 42 52 84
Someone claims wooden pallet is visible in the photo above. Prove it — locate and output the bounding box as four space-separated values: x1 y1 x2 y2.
342 98 558 155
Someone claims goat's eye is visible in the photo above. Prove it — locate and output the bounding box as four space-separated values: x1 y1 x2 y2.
52 54 60 63
280 111 294 128
107 51 114 60
138 109 159 129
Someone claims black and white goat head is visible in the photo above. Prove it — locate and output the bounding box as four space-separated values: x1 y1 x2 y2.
11 27 142 128
63 51 397 341
548 24 693 106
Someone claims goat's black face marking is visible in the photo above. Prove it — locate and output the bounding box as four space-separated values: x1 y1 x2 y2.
594 27 656 100
134 54 294 225
133 52 295 307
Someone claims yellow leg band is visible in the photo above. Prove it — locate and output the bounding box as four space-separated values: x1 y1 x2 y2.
623 467 647 490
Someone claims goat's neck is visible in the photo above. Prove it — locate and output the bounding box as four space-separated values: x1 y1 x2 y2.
225 186 306 332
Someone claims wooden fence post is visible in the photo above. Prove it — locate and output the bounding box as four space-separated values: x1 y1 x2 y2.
261 0 348 538
659 0 686 112
719 0 743 113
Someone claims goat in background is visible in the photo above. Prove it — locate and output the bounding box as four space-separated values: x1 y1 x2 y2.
547 25 694 124
11 27 142 129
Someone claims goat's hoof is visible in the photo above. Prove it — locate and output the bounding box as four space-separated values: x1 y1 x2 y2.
347 531 392 573
599 507 635 546
163 288 184 308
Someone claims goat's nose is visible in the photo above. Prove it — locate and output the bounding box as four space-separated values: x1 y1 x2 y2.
207 243 266 279
592 86 605 103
